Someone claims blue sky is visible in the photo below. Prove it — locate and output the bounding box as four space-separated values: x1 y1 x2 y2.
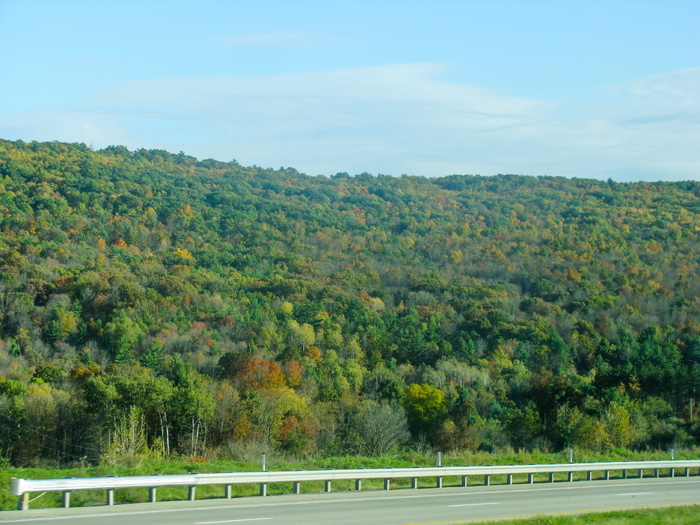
1 0 698 181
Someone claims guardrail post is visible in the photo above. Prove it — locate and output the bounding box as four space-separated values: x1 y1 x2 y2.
188 486 196 501
461 475 468 487
567 472 573 482
62 491 71 509
106 488 114 506
685 467 690 477
527 473 533 484
638 469 643 479
548 472 554 483
225 484 232 498
670 468 675 478
260 483 267 497
436 476 442 489
586 471 591 481
324 480 331 493
506 474 512 485
355 479 362 491
604 470 610 480
622 469 627 479
149 487 157 502
294 481 301 494
384 478 390 490
483 475 490 486
411 477 418 489
19 493 29 511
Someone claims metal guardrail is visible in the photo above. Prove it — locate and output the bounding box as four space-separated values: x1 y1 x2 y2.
10 460 700 510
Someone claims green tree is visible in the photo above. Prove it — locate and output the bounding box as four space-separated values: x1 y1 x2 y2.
506 401 544 449
165 356 215 456
603 401 636 448
45 305 79 343
403 383 448 438
102 310 145 363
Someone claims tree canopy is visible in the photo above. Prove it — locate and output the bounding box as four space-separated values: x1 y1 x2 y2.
0 139 698 466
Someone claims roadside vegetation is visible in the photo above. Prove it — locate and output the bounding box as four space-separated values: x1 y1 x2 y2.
461 505 700 524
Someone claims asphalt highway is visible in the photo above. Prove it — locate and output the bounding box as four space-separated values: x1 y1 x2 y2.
1 477 698 525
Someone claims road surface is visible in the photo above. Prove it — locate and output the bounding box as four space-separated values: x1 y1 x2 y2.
0 477 698 524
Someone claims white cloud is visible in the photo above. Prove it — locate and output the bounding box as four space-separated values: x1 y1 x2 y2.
2 65 698 180
618 68 700 110
78 64 550 173
0 110 127 148
553 68 700 180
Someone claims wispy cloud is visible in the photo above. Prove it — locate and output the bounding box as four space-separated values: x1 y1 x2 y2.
2 65 698 180
616 67 700 109
0 109 127 146
73 63 549 173
572 67 700 179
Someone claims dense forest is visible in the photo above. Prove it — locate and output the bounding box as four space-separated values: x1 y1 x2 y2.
0 139 698 468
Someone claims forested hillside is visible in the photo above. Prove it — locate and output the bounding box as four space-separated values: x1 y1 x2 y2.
0 139 698 467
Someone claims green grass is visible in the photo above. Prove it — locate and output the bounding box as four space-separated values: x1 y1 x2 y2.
1 448 697 511
458 505 700 524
